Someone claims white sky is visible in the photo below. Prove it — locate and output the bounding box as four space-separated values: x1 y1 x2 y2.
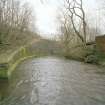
26 0 103 38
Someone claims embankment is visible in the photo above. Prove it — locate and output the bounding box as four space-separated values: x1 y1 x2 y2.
0 46 37 79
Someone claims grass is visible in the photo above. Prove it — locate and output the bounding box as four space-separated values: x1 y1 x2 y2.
8 55 37 78
0 50 15 64
0 46 38 79
95 51 105 65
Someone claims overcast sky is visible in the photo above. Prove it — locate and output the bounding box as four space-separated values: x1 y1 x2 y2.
26 0 103 38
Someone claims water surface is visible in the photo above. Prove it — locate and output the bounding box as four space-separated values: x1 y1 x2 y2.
0 56 105 105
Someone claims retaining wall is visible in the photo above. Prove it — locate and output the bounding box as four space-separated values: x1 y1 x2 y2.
0 46 36 79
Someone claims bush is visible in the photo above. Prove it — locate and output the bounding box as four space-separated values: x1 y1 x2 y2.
84 55 99 64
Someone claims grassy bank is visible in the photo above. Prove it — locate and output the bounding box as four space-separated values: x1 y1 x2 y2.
64 44 105 66
0 38 62 79
0 46 38 79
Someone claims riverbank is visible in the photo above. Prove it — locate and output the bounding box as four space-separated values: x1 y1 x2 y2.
65 52 105 66
64 45 105 66
0 46 39 79
0 39 62 79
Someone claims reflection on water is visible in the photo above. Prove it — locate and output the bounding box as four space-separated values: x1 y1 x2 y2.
0 57 105 105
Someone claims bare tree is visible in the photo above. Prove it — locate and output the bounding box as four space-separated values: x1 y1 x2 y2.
65 0 87 44
61 16 74 52
0 0 34 45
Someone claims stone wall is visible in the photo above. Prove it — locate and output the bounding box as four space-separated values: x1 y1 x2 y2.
0 47 37 79
96 35 105 53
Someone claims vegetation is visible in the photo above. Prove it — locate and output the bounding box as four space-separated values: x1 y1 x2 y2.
0 0 40 55
58 0 105 64
0 0 40 78
0 0 40 51
0 46 38 78
0 0 105 78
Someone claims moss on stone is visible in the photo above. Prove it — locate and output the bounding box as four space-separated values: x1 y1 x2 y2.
0 46 37 79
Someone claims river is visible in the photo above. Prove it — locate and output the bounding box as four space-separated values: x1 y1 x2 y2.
0 56 105 105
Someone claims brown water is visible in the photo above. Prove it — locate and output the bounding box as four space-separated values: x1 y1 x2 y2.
0 56 105 105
